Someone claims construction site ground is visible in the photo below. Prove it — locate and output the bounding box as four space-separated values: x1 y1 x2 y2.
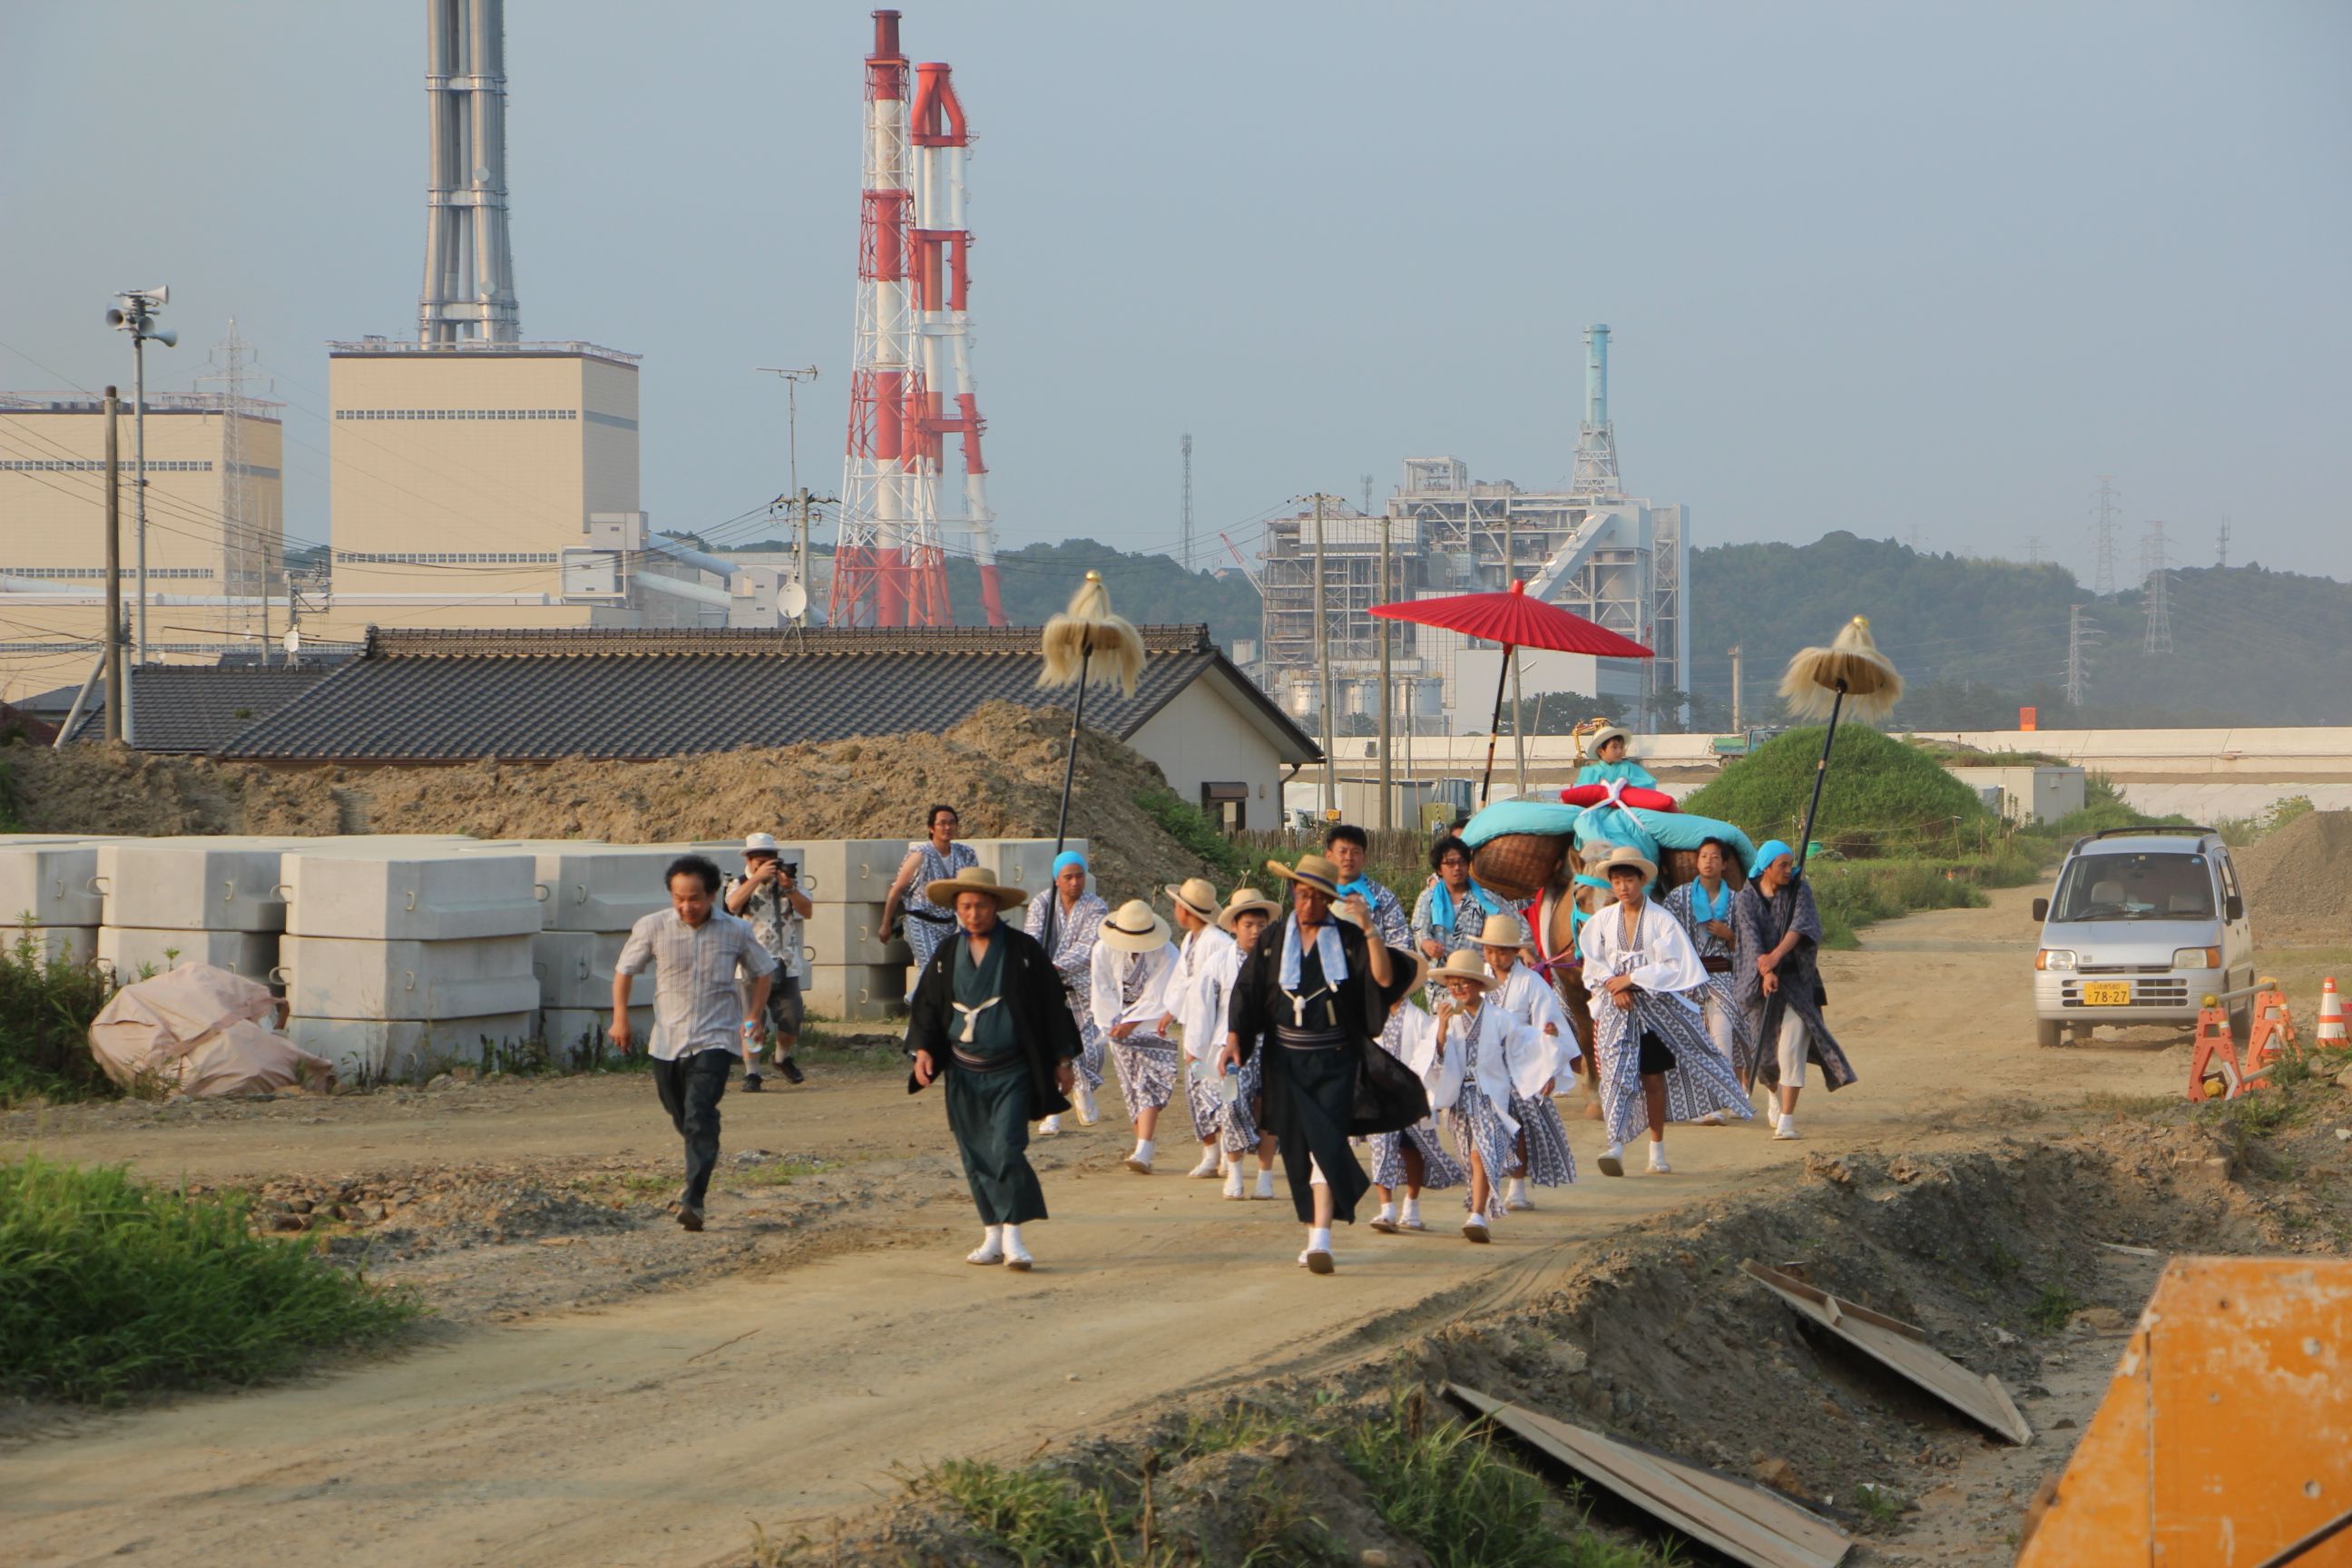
5 887 2347 1568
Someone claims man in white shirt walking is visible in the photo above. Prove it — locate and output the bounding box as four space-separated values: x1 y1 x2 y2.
612 856 778 1231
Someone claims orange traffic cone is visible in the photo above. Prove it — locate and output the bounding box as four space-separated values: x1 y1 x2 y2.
2320 977 2347 1052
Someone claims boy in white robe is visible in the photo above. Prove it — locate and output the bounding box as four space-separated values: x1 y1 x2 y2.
1409 952 1557 1239
1091 899 1181 1174
1158 877 1244 1188
1478 913 1582 1208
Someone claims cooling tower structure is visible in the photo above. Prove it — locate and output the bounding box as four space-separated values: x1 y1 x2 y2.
831 9 1003 628
418 0 521 344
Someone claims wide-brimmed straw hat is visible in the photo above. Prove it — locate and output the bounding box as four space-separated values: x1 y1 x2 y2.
924 864 1030 910
1476 912 1529 948
1430 950 1500 991
1217 887 1280 934
1586 725 1631 754
1590 843 1659 885
1267 854 1344 899
1164 877 1220 923
1100 898 1173 953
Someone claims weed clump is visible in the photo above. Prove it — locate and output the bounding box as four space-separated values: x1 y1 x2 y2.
0 1153 417 1403
0 930 118 1106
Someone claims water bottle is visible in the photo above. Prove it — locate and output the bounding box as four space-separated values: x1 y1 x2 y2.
1220 1061 1241 1105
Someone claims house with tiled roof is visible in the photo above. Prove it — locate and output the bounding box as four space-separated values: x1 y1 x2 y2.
206 623 1318 830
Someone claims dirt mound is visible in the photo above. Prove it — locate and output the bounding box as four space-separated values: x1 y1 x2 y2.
2235 809 2352 938
0 703 1213 900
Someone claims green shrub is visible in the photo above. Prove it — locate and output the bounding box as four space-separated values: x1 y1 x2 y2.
1683 725 1994 856
0 928 120 1105
0 1154 417 1403
1137 788 1252 882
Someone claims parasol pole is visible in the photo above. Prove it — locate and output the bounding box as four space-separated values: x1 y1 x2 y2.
1791 681 1846 877
1036 569 1144 959
1040 638 1091 958
1479 642 1515 806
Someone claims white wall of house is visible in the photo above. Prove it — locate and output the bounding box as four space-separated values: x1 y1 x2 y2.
1127 677 1291 833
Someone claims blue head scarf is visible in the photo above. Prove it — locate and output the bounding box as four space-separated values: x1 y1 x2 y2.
1052 850 1088 877
1749 839 1798 881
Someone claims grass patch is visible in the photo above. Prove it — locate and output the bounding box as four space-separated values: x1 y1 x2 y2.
1685 725 1996 857
738 1158 827 1187
0 1153 417 1404
1852 1483 1906 1526
878 1391 1679 1568
0 929 121 1106
2027 1284 2085 1333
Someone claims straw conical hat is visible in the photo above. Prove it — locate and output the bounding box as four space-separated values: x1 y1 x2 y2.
1476 912 1529 948
1217 887 1280 933
924 865 1029 910
1431 950 1500 991
1164 877 1220 923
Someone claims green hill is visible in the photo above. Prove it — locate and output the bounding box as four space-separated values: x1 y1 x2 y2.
1690 534 2352 728
945 539 1259 650
1682 724 1994 855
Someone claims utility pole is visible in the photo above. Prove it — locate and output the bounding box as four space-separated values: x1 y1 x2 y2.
758 366 821 616
1504 512 1525 795
2024 534 2044 566
103 388 124 742
1377 508 1393 831
2090 475 2122 597
106 289 174 730
2217 515 2231 571
2141 523 2173 655
1311 493 1337 818
2063 604 2100 707
1727 643 1743 734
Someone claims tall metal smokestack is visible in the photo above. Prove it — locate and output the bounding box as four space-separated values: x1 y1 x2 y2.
419 0 520 344
1569 322 1620 498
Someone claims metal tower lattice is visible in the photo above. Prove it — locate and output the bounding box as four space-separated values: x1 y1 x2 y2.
419 0 520 344
2217 516 2231 570
1569 324 1621 498
2063 604 2101 706
196 319 265 647
1180 433 1194 570
2141 522 2173 654
2090 475 2122 597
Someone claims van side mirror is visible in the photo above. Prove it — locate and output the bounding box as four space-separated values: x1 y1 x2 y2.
2226 894 2244 922
2031 897 2049 922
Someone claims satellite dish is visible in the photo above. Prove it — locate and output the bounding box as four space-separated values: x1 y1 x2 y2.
779 581 808 620
281 625 302 655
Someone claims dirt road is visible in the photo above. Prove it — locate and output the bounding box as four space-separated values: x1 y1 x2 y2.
1 889 2195 1568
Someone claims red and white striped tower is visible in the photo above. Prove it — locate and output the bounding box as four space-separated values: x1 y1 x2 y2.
835 10 948 627
910 57 1004 625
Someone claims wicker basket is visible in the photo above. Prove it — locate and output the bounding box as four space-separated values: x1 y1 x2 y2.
1656 848 1748 897
1471 833 1567 904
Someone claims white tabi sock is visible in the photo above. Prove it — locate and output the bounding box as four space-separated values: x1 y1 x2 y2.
1134 1138 1156 1164
982 1223 1003 1244
1256 1153 1276 1176
1374 1202 1396 1224
1308 1226 1333 1254
1400 1197 1421 1224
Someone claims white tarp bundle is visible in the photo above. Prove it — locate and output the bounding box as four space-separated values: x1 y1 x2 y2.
89 963 333 1097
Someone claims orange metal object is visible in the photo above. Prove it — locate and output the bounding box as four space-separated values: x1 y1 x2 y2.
2185 998 2266 1102
2249 981 2302 1067
2015 1258 2352 1567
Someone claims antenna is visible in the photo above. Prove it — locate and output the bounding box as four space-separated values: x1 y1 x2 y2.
2217 515 2231 571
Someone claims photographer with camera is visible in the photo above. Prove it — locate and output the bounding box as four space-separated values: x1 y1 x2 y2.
725 832 813 1088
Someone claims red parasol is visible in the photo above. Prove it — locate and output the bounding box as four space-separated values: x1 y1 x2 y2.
1369 580 1653 805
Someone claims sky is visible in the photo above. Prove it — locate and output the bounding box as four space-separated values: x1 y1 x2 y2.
3 1 2347 583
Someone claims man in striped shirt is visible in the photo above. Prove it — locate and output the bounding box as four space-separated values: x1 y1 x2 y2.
613 856 778 1232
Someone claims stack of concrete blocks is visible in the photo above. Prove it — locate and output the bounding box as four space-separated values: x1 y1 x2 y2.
93 836 293 985
797 838 906 1023
458 839 672 1057
0 837 116 965
277 844 544 1080
966 838 1089 906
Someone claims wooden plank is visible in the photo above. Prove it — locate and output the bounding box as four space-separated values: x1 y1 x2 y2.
1449 1384 1851 1568
1741 1260 2033 1445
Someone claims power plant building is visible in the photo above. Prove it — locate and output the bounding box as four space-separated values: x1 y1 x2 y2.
1257 326 1690 734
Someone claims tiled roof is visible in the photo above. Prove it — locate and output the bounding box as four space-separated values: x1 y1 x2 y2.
65 663 346 753
215 624 1320 764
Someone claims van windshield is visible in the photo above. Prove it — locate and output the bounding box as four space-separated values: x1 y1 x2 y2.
2050 851 2215 922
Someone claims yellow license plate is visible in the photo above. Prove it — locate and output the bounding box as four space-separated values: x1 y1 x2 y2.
2081 982 2132 1006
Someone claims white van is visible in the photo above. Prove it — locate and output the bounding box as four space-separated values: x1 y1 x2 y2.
2031 826 2254 1048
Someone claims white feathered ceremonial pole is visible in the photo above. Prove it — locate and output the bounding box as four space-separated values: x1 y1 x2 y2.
1036 570 1146 950
1778 614 1904 875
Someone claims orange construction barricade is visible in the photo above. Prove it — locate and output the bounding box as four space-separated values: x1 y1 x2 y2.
2187 995 2269 1102
2247 978 2301 1067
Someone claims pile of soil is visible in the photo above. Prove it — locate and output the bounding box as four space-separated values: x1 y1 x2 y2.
2235 808 2352 939
0 702 1214 901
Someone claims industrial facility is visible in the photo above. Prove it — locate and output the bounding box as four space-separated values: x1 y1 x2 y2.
1256 326 1690 735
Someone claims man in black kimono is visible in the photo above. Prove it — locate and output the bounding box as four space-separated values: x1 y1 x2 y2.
907 866 1083 1271
1221 853 1424 1275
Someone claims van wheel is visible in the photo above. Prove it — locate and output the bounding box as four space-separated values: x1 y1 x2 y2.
2036 1019 2064 1050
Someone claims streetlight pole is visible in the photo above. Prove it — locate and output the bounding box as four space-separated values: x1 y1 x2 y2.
106 288 173 747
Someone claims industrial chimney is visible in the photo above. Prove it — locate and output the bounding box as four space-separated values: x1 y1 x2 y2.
419 0 520 344
1569 323 1620 498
